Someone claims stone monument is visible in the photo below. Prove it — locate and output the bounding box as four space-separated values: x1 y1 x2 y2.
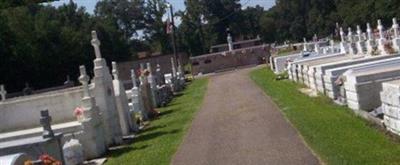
366 23 375 54
112 62 138 135
90 31 123 146
377 19 387 55
77 65 107 159
356 25 365 54
0 84 6 101
340 27 348 54
392 18 400 52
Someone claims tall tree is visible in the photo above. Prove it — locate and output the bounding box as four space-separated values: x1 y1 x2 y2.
143 0 171 54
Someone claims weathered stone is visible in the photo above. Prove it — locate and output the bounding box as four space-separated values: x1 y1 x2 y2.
112 62 138 135
343 63 400 110
90 31 123 146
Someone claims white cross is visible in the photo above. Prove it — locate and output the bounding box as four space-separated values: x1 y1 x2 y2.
367 23 373 40
91 31 102 59
393 18 399 38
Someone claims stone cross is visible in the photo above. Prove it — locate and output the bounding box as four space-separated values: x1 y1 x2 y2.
0 84 6 101
78 65 90 98
112 61 119 80
330 39 335 51
356 25 364 54
393 18 399 38
91 31 102 59
40 110 54 139
357 25 363 41
303 38 308 51
227 33 233 51
378 19 384 40
340 27 346 42
347 27 353 42
367 23 373 40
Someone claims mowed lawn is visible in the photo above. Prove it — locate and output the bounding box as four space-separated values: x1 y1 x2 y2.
250 67 400 165
106 78 208 165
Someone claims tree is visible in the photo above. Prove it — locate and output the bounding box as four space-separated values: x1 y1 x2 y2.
143 0 171 54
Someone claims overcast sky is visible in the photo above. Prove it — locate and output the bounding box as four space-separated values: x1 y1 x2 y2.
48 0 276 14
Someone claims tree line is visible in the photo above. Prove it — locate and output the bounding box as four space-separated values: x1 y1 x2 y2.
2 0 400 92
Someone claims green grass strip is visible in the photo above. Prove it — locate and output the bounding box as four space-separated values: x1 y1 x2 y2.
250 67 400 165
106 78 208 165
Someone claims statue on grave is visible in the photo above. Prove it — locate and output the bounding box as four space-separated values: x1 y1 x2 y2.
139 67 159 120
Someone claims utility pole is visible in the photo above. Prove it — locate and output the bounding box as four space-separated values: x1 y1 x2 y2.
167 3 183 72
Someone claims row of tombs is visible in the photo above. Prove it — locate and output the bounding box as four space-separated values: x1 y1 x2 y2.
0 31 186 165
270 18 400 136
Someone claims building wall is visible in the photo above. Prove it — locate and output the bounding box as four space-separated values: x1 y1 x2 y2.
0 87 83 132
191 45 270 75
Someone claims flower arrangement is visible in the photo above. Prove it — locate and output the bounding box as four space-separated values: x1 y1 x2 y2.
74 107 84 122
24 154 61 165
39 154 62 165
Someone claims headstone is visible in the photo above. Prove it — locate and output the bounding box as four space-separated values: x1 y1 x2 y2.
392 18 400 52
130 69 141 113
377 19 387 55
155 64 164 86
64 75 74 87
90 30 123 146
303 38 308 51
366 23 375 54
77 65 107 159
40 110 54 139
340 27 348 54
138 68 158 120
0 84 6 101
356 25 365 54
63 139 84 165
314 41 321 54
147 62 158 107
23 83 33 95
227 33 233 51
329 39 335 53
112 62 137 135
348 27 357 55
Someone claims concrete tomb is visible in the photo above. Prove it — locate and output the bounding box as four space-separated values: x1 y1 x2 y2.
0 110 65 164
342 62 400 110
380 80 400 135
323 55 400 100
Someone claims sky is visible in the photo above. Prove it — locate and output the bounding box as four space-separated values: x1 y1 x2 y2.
48 0 276 14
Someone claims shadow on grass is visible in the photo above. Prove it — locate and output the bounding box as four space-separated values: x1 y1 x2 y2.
142 124 167 133
159 109 175 117
135 129 181 143
107 145 149 158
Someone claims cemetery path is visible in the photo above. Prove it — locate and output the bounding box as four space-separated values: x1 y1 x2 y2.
171 67 320 165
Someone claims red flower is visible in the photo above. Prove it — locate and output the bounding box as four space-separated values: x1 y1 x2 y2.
74 107 83 117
